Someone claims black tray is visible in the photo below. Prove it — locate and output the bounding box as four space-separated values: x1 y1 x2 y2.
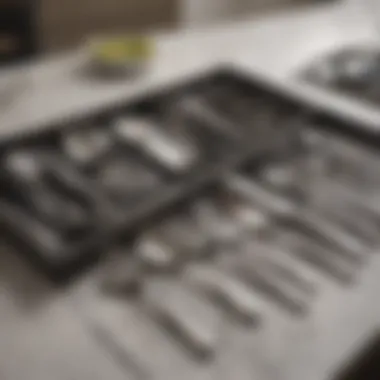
1 67 379 283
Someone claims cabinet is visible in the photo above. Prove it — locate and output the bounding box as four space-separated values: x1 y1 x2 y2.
0 0 36 64
39 0 178 52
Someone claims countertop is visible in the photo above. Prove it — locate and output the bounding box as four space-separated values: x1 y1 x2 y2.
2 3 380 380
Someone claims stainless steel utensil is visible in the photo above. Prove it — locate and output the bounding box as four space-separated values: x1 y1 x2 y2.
4 151 91 235
97 157 160 203
114 117 198 173
135 231 177 273
226 175 368 264
101 251 144 296
144 279 221 360
235 249 310 316
63 127 113 167
159 214 210 263
274 228 357 284
184 263 261 325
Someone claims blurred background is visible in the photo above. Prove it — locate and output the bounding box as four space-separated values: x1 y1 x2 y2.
0 0 316 62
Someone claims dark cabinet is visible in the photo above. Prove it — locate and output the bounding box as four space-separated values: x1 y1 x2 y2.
0 0 36 65
39 0 178 52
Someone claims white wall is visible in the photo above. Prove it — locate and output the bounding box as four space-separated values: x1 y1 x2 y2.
181 0 234 27
181 0 293 27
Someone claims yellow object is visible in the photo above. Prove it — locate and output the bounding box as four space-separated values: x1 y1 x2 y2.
91 36 154 64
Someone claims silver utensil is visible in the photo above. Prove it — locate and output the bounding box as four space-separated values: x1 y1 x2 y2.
246 241 317 297
284 212 367 265
144 279 221 360
0 201 63 256
97 158 160 202
159 214 210 263
219 178 354 285
235 249 309 316
192 198 242 254
313 183 380 247
63 127 113 167
274 228 357 284
177 96 241 140
114 117 198 173
4 151 91 234
135 231 177 273
101 251 144 296
226 175 367 264
184 263 261 325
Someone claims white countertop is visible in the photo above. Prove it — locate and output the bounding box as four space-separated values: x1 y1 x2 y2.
2 3 380 380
